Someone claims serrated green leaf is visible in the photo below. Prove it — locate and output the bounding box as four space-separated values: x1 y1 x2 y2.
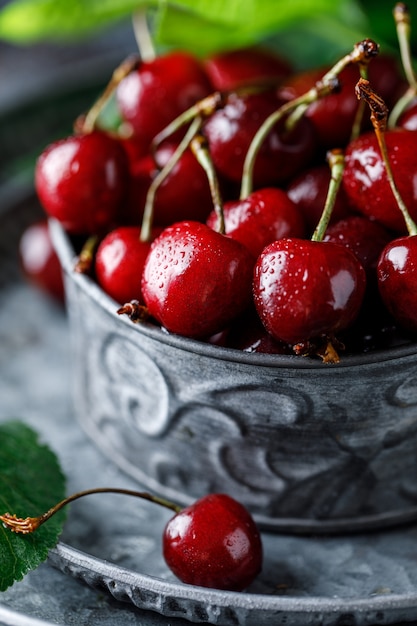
0 421 66 591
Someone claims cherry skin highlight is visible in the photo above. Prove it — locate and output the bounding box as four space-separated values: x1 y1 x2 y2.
163 493 263 591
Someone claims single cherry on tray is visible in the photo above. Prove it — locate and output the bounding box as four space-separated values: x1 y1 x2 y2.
0 488 263 592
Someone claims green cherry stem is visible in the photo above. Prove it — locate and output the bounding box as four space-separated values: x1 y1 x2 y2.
388 3 417 128
240 39 379 200
190 134 226 235
0 487 182 535
311 149 345 243
76 56 140 135
132 9 156 62
150 92 227 154
356 77 417 236
140 115 203 243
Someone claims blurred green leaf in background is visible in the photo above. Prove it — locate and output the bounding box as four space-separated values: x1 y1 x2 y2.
0 0 413 68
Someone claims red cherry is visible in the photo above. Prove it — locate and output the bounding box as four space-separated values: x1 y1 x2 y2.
278 55 405 149
35 131 129 235
163 493 263 591
203 45 291 92
286 163 352 233
95 226 161 304
19 219 65 303
253 238 366 346
152 141 214 226
323 215 392 279
203 90 316 188
343 128 417 233
377 235 417 333
397 99 417 130
141 221 254 338
206 187 305 259
116 51 212 151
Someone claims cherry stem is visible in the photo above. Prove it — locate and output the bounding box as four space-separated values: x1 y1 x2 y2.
190 134 225 235
76 56 140 135
0 487 182 535
150 92 227 154
132 9 156 62
388 3 417 128
311 149 345 243
74 234 99 274
240 39 379 200
140 115 203 243
356 77 417 236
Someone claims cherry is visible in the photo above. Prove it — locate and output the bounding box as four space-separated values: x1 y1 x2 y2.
151 140 214 226
202 90 316 188
377 236 417 333
286 163 352 233
0 488 262 592
253 237 366 352
95 226 162 305
278 54 404 149
323 215 392 280
116 51 212 151
35 131 129 235
206 187 305 259
19 219 65 303
203 45 292 92
253 150 367 361
355 77 417 335
163 493 262 591
141 220 254 338
343 127 417 232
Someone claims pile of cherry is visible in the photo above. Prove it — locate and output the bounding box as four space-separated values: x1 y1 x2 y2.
30 3 417 363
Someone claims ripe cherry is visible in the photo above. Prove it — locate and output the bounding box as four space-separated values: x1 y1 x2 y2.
95 226 162 305
253 150 366 360
163 493 262 591
141 220 254 338
116 51 212 151
286 163 352 233
377 236 417 333
343 128 417 233
323 215 392 280
206 187 305 259
0 488 263 592
35 131 129 235
278 54 404 149
19 219 65 303
202 90 316 188
253 237 367 351
355 77 417 335
203 45 292 92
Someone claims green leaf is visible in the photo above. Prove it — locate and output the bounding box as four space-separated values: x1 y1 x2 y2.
0 421 66 591
0 0 369 58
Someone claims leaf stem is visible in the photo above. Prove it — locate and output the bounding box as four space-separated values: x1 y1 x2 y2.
0 487 182 535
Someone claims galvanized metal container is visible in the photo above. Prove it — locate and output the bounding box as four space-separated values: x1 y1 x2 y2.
50 218 417 533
